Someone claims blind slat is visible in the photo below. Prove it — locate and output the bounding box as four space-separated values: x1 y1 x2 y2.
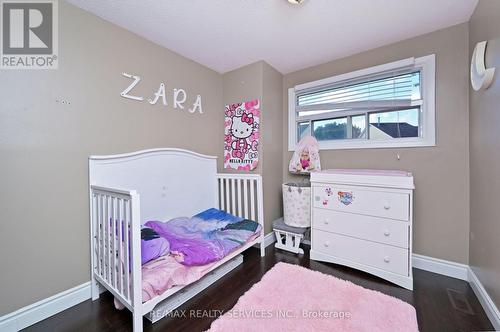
297 71 420 107
298 82 415 101
298 79 415 103
298 86 414 106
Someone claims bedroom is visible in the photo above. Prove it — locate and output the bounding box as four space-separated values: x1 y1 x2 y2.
0 0 499 331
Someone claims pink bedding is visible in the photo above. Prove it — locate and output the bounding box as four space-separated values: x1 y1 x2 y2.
112 214 261 309
114 255 215 309
141 230 260 302
141 254 216 302
139 231 260 303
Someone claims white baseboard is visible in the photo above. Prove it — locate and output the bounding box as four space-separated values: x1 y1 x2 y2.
252 231 276 249
263 231 276 247
0 282 92 332
412 253 469 281
393 253 499 329
3 237 498 331
4 232 274 331
468 267 500 331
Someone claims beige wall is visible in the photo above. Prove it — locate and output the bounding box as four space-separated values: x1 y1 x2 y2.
222 61 284 234
4 0 496 319
283 23 471 264
0 1 223 315
469 0 500 310
261 62 284 232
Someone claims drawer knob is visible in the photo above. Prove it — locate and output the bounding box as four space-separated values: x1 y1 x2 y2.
383 256 390 263
324 220 329 225
324 241 330 247
384 230 390 236
384 205 391 210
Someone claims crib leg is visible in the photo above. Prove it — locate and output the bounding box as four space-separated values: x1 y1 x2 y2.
133 312 143 332
91 276 100 301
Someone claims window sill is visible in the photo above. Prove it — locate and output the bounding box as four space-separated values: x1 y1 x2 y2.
288 138 436 151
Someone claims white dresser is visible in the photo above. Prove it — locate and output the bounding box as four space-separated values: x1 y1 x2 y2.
310 169 414 290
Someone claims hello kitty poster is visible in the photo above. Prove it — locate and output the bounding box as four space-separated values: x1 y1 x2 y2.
224 99 260 170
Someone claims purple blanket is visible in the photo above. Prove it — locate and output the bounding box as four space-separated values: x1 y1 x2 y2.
145 209 261 266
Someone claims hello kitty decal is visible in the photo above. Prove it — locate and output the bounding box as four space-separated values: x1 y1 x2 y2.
224 100 260 170
230 113 255 159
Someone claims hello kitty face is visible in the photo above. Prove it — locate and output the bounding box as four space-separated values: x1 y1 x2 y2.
230 113 255 139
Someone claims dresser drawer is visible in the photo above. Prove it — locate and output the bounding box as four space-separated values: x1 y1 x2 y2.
312 230 409 276
312 209 409 248
313 185 409 221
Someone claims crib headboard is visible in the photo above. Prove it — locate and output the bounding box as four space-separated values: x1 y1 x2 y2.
89 148 218 223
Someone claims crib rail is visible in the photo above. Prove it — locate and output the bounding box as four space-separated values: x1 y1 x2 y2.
90 185 141 311
216 173 264 229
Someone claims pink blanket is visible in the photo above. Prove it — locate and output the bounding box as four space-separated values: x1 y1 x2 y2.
113 229 260 308
142 255 216 302
141 231 260 302
114 255 215 309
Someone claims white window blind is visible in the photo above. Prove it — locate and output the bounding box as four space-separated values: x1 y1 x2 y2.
288 55 436 150
295 70 421 119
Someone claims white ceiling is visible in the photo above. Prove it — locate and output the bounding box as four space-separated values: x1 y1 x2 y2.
67 0 478 74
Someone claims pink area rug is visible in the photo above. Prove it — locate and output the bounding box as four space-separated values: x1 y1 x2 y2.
207 262 418 332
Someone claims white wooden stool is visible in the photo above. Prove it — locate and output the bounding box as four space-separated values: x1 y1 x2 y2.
273 218 308 254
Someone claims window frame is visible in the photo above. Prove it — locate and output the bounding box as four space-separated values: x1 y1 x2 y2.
288 55 436 151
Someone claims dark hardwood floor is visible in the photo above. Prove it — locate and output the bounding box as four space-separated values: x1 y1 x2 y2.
24 245 494 332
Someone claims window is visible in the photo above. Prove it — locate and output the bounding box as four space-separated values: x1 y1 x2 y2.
288 55 435 150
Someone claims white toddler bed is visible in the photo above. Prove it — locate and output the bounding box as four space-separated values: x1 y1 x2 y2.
88 148 265 332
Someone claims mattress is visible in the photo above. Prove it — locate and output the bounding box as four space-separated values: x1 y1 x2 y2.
141 254 217 302
113 208 261 308
141 231 259 302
